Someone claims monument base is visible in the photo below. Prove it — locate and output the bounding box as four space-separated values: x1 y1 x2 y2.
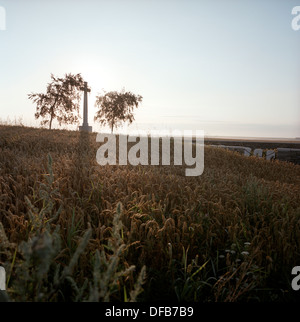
79 125 93 132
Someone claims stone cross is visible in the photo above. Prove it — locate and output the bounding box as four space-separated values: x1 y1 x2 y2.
79 81 92 132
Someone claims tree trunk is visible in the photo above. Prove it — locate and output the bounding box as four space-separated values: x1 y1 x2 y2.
49 104 56 130
49 99 57 130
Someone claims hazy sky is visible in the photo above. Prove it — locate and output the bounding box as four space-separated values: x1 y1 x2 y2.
0 0 299 137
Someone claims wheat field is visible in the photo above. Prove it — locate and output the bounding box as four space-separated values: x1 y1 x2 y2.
0 124 300 302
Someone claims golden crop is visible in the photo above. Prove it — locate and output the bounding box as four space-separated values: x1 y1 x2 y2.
0 125 300 302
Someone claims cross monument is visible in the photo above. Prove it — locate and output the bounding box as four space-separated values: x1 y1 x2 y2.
79 81 92 132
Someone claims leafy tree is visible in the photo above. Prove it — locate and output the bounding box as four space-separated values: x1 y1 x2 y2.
28 73 86 130
94 89 142 133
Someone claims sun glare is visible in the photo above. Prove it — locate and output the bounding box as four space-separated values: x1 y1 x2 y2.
66 55 123 126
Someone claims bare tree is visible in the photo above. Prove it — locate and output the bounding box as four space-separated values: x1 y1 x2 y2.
28 73 86 129
94 89 142 133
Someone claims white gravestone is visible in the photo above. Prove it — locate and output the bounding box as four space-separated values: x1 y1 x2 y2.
253 149 263 158
266 150 276 160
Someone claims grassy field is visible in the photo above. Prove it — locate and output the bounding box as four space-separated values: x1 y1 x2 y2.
0 124 300 302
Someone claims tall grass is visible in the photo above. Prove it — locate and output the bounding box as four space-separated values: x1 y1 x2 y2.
0 125 300 301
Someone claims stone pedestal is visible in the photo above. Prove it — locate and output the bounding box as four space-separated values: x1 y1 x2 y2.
79 124 93 132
